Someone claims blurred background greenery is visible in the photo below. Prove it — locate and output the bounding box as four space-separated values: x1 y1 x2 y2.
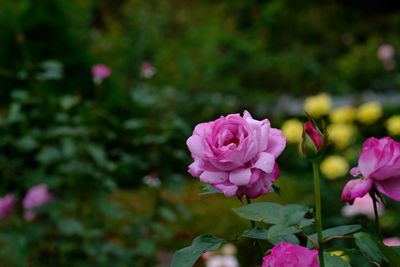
1 0 400 266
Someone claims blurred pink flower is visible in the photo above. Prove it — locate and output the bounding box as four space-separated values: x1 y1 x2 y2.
23 184 53 221
262 242 319 267
377 44 395 61
342 194 384 219
383 237 400 247
0 194 15 219
304 121 324 151
92 64 111 79
141 62 156 78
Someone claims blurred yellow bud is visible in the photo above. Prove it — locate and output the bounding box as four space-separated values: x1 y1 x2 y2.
330 250 350 262
327 124 355 149
320 155 349 179
329 106 356 124
357 102 382 124
386 115 400 136
304 93 332 118
282 119 303 143
220 243 237 255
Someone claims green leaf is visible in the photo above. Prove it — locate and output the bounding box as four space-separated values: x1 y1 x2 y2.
199 185 223 196
232 202 282 224
308 224 361 248
241 226 299 245
354 232 383 264
377 243 400 266
58 219 85 236
241 226 268 240
299 218 314 228
267 224 300 239
280 204 308 226
268 234 300 245
171 235 226 267
324 252 351 267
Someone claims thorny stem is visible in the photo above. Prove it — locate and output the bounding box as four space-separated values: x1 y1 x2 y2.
245 196 265 257
312 162 325 267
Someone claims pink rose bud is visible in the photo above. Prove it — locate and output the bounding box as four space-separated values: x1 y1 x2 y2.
304 122 324 150
383 237 400 247
262 242 319 267
342 137 400 204
0 194 15 219
301 119 327 160
23 184 53 221
187 111 286 199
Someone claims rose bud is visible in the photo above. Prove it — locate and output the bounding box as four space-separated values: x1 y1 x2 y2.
301 118 328 160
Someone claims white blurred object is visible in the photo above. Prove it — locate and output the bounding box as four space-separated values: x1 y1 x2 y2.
206 255 239 267
143 173 161 188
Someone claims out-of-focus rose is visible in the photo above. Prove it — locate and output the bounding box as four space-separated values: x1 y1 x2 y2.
329 106 356 124
282 119 303 143
342 137 400 204
321 155 349 180
92 64 111 79
141 62 156 78
383 237 400 247
357 102 382 125
262 242 319 267
327 124 355 149
342 194 384 219
143 173 161 188
23 184 53 221
304 93 331 118
92 64 111 85
377 44 395 61
187 111 286 199
206 255 239 267
386 115 400 136
0 194 15 219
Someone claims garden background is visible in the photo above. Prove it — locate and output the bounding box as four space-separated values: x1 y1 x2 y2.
1 0 400 266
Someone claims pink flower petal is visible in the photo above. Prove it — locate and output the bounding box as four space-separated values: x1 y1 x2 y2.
229 168 252 186
341 178 373 204
375 178 400 201
253 152 275 173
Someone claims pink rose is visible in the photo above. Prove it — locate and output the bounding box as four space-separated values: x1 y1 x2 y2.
304 121 324 151
141 62 156 78
342 194 384 219
187 111 286 199
0 194 15 219
91 64 111 79
23 184 53 221
262 242 319 267
383 237 400 247
377 44 395 61
342 137 400 204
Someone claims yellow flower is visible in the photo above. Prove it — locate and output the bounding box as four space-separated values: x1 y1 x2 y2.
386 115 400 136
282 119 303 143
304 93 332 118
357 102 382 124
320 155 349 180
330 250 350 262
329 106 357 124
327 124 355 149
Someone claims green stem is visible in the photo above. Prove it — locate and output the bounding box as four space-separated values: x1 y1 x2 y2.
312 162 325 267
370 192 382 241
245 196 264 257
